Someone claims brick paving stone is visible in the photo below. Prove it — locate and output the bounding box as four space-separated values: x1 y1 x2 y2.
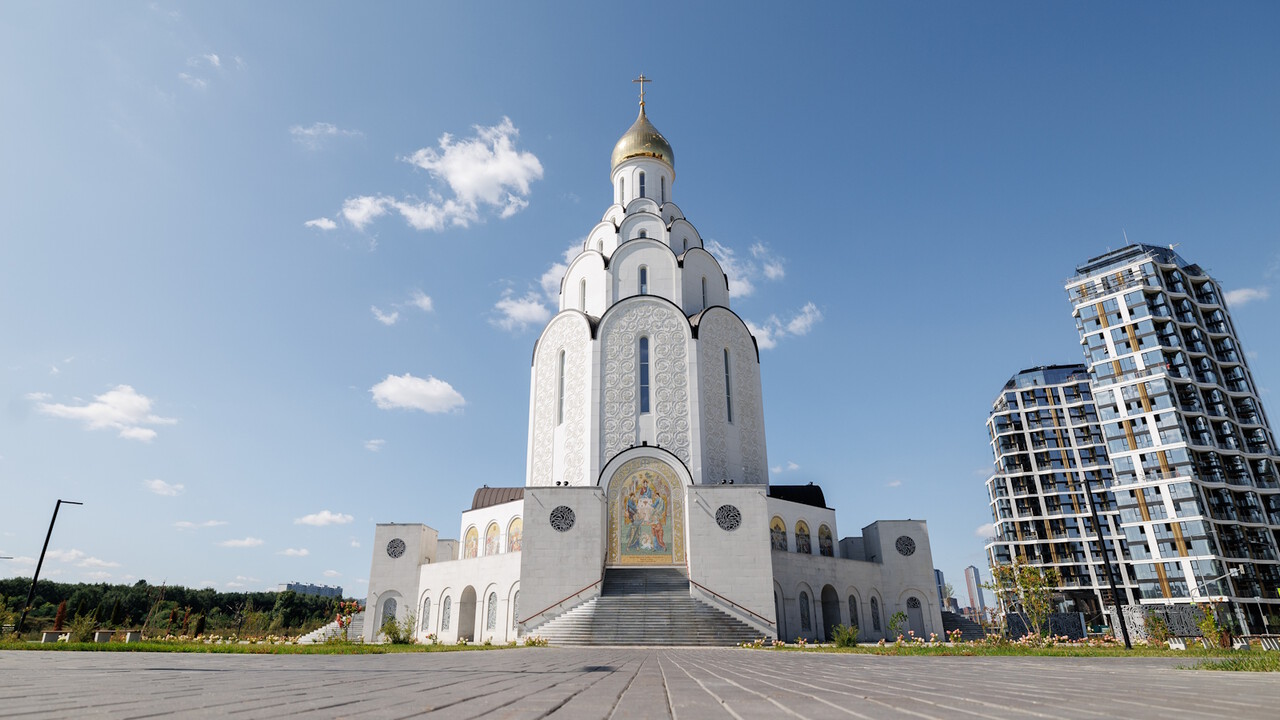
3 648 1280 719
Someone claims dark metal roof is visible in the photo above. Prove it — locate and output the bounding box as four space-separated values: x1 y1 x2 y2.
767 484 828 509
470 487 525 510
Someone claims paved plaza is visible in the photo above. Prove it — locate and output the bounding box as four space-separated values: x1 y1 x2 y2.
2 648 1278 719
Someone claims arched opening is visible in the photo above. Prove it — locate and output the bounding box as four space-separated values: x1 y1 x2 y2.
463 526 478 559
638 265 649 294
441 596 452 632
421 597 431 634
557 350 566 425
458 587 477 642
847 594 860 633
507 518 523 552
660 176 665 204
638 336 651 413
818 525 834 557
485 522 500 556
821 585 841 642
606 455 686 566
380 597 397 635
774 588 785 640
906 596 925 637
723 349 733 423
485 592 498 632
638 171 646 198
871 597 882 635
798 590 812 634
795 520 811 554
701 276 707 308
579 278 587 312
770 516 787 551
510 587 520 631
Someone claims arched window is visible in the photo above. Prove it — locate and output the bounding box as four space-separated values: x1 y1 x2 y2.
618 178 624 203
660 176 666 204
848 596 859 631
871 598 881 632
907 597 921 609
512 590 520 629
463 527 478 559
799 591 811 631
638 171 646 198
485 523 500 556
507 518 522 552
770 517 787 551
638 266 648 294
557 350 566 425
486 592 497 631
724 349 733 423
579 279 586 312
682 237 687 253
442 597 452 630
638 229 647 238
818 525 834 557
638 337 651 413
381 598 397 631
701 276 707 308
795 521 811 554
421 597 431 632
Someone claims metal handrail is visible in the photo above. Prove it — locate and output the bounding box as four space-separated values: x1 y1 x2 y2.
518 579 601 626
687 577 773 627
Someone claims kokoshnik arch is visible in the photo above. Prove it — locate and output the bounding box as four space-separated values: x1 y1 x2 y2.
365 82 943 645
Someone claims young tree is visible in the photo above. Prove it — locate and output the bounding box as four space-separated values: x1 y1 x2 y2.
54 601 68 631
988 560 1061 637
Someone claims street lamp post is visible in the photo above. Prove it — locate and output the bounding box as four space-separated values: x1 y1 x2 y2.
14 499 83 637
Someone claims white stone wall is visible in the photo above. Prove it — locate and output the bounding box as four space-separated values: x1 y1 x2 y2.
698 308 767 485
686 484 775 636
518 487 607 633
364 523 435 642
528 312 593 487
416 552 522 644
767 497 839 557
611 157 673 208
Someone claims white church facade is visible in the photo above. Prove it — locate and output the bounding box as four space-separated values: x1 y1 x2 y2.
365 89 942 645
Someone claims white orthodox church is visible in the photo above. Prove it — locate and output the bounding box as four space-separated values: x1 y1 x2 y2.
365 88 942 645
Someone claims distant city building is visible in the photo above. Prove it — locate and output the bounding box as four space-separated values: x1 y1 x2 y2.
964 565 987 612
277 582 344 599
934 568 946 606
983 364 1139 618
1064 244 1280 632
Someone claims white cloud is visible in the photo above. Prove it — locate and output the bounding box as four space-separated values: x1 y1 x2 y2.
705 240 788 298
539 243 582 303
335 118 542 234
32 385 176 442
84 571 113 581
203 53 221 68
770 461 801 474
364 439 385 452
279 548 309 557
493 290 552 332
290 122 362 150
78 557 120 569
886 479 903 488
975 523 996 539
1225 287 1270 307
234 575 259 582
350 539 361 548
371 306 399 326
49 365 60 375
174 520 227 530
370 373 465 413
225 581 245 588
295 510 354 527
323 569 341 578
304 217 337 231
751 242 785 281
219 537 264 548
43 549 119 568
746 303 823 350
177 72 206 90
144 478 184 496
46 549 86 563
408 290 434 312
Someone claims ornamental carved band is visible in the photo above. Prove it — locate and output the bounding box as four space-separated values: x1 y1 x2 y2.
599 300 691 467
531 313 590 487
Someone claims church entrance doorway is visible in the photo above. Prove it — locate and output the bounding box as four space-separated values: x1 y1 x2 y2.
820 585 841 642
458 586 477 641
906 596 925 637
605 456 686 566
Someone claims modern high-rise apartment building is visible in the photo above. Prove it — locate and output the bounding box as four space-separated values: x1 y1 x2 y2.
1066 244 1280 632
984 365 1138 617
964 565 988 612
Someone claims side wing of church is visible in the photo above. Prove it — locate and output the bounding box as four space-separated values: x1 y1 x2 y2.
364 91 942 645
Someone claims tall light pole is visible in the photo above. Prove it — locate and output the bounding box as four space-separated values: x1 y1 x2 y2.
14 499 83 637
1082 474 1131 649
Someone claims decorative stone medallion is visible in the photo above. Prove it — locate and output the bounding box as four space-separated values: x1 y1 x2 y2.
715 504 742 531
895 535 916 557
386 538 406 559
550 505 576 532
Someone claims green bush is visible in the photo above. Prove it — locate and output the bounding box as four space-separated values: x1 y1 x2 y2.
831 624 858 648
381 612 417 645
68 613 97 643
1144 612 1171 644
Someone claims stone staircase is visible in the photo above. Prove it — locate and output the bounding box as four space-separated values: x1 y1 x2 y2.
940 611 986 642
297 612 364 644
530 567 763 646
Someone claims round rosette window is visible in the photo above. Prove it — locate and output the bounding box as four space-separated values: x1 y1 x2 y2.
550 505 576 532
386 538 406 559
715 504 742 531
895 535 916 557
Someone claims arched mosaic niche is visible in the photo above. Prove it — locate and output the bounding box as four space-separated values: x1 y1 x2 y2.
464 527 479 559
606 456 686 566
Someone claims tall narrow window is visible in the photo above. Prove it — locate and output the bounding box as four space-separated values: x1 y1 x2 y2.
579 278 586 312
682 238 687 253
701 276 707 308
638 266 648 295
557 350 566 425
724 349 733 423
617 178 622 204
639 171 646 198
660 176 666 203
639 337 650 413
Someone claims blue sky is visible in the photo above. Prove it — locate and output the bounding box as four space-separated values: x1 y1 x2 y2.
3 2 1278 598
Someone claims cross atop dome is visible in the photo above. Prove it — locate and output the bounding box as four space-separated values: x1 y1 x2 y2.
632 74 651 106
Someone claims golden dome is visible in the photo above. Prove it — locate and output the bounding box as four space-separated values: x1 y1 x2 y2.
611 106 674 171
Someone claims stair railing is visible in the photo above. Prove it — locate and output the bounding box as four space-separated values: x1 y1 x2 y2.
518 579 602 627
687 577 773 628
